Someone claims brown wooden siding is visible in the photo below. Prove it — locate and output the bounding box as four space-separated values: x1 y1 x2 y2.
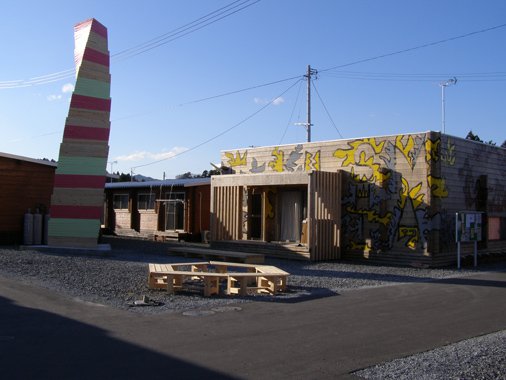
0 156 55 244
104 183 210 240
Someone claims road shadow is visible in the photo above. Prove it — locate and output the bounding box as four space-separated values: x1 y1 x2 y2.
0 295 236 379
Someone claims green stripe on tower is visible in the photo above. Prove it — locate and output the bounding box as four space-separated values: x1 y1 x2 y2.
56 156 108 176
74 77 110 99
48 218 101 238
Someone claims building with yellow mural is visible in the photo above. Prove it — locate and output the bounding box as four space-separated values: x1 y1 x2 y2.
210 131 506 266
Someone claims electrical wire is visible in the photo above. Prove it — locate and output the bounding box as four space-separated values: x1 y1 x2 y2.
112 0 247 58
112 74 301 122
113 0 260 61
131 78 303 170
278 79 304 144
311 81 343 139
320 70 506 82
318 23 506 73
0 0 261 89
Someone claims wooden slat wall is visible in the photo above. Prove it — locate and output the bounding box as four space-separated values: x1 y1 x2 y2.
308 171 341 261
0 157 56 244
211 186 242 241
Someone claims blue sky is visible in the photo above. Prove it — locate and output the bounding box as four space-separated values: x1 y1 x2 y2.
1 0 505 179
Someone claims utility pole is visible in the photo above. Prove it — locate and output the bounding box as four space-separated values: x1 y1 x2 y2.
440 77 457 134
296 65 318 142
108 160 117 183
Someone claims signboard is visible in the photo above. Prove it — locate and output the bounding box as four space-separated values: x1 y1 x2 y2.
456 211 483 242
455 211 484 269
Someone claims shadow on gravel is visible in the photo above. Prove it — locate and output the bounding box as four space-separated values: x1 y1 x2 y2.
0 295 235 379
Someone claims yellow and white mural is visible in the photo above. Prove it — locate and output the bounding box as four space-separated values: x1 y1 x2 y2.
221 131 506 259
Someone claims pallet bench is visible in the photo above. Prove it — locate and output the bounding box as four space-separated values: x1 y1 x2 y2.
148 261 288 297
167 247 265 264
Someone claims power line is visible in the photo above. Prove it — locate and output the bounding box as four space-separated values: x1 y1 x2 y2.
278 79 304 144
0 0 261 89
131 78 303 170
311 81 343 139
112 0 247 58
319 22 506 73
320 70 506 82
112 74 302 122
113 0 260 61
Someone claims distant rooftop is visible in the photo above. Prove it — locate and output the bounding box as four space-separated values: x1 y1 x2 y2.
0 151 57 167
105 177 210 189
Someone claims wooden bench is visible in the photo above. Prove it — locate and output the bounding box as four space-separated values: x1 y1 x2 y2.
148 261 289 297
168 247 265 264
148 262 225 296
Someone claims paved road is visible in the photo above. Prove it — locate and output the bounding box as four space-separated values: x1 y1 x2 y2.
1 270 505 379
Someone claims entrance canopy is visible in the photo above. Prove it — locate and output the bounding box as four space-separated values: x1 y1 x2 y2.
211 171 341 261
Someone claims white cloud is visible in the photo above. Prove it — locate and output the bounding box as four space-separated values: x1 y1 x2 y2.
115 147 188 162
61 83 74 93
46 82 74 102
47 94 62 101
272 97 285 106
254 96 285 106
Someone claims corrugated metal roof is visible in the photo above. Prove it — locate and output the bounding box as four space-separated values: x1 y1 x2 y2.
105 177 210 189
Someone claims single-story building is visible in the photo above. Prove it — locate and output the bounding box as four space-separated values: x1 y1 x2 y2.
104 178 211 241
211 131 506 265
0 152 57 244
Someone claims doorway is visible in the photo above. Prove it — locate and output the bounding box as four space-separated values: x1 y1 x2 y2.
249 193 262 239
165 192 185 231
279 190 303 242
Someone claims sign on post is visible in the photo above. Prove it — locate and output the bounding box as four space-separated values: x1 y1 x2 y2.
455 211 483 269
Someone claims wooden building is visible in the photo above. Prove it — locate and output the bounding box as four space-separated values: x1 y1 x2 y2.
0 152 56 244
104 178 211 241
213 131 506 265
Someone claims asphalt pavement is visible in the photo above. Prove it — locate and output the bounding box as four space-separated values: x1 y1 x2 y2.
1 269 505 379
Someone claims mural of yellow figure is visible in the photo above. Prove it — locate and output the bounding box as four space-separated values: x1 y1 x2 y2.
304 151 320 171
399 177 425 209
347 151 384 183
427 175 449 198
425 138 440 163
345 206 392 226
399 227 419 249
269 147 284 172
395 135 416 167
225 151 247 167
334 138 386 183
441 139 456 166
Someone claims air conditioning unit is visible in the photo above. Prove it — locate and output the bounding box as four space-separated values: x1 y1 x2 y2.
201 230 211 243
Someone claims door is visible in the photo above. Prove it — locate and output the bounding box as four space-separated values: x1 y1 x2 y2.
280 191 303 242
249 193 262 239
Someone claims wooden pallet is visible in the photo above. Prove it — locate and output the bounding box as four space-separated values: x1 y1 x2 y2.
168 247 265 264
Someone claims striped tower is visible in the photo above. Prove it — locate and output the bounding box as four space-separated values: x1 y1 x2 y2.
48 18 111 248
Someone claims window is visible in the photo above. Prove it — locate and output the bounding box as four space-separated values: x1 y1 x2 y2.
113 194 129 210
165 192 185 230
138 193 156 210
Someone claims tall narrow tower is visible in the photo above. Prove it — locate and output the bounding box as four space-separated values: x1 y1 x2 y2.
48 19 111 248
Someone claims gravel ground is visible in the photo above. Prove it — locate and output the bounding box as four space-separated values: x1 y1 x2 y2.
1 236 505 378
354 330 506 380
0 236 504 315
